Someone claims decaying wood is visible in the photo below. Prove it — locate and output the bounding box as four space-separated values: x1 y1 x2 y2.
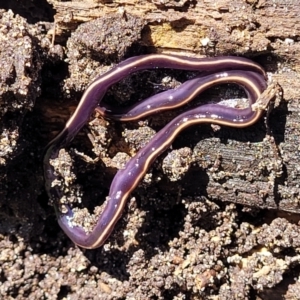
50 0 300 70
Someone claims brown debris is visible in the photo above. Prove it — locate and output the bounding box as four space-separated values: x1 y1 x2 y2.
0 9 42 163
162 147 193 181
64 14 145 94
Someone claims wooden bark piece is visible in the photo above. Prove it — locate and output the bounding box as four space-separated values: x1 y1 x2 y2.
50 0 300 69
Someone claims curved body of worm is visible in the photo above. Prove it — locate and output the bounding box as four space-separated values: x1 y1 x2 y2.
44 54 267 249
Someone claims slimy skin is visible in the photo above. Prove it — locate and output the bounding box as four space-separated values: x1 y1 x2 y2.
44 54 267 249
